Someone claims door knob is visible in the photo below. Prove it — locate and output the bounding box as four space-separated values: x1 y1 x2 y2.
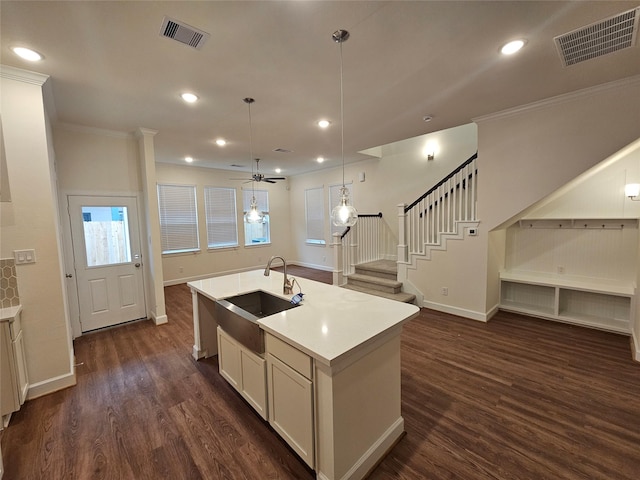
65 273 73 278
135 263 141 268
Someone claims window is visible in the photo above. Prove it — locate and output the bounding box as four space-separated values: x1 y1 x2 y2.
157 184 199 254
243 188 270 245
204 186 238 249
81 205 132 267
329 182 354 236
305 187 325 245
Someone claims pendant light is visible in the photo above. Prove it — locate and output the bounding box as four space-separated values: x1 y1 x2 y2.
330 29 358 227
243 97 265 224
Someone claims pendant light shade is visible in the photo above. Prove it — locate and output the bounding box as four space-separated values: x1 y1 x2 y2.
245 197 265 224
243 97 265 224
331 186 358 226
330 29 358 227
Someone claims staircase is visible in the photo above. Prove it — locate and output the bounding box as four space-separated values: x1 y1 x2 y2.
342 260 416 303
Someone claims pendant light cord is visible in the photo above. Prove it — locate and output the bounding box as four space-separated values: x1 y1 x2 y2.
340 38 345 188
247 98 256 198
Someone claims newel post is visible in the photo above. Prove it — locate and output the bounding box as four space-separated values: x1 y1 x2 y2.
397 203 408 264
332 232 343 286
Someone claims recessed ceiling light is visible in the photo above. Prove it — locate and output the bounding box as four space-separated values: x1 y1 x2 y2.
185 156 194 163
275 168 282 174
317 156 325 163
501 39 526 55
216 139 226 146
423 115 434 123
181 92 199 103
318 120 331 129
11 46 43 62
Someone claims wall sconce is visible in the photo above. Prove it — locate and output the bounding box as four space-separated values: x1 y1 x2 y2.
426 151 435 161
625 183 640 200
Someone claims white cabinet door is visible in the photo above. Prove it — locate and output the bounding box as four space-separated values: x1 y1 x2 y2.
267 353 314 468
217 327 268 419
13 328 28 405
240 349 267 420
217 328 241 390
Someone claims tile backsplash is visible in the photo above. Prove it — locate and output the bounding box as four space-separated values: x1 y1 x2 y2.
1 258 20 308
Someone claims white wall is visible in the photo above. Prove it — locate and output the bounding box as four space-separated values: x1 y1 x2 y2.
0 66 75 396
155 163 293 283
54 125 142 193
401 77 640 320
289 124 477 269
478 77 640 317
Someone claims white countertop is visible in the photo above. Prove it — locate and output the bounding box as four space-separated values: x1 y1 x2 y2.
0 304 22 322
188 270 419 366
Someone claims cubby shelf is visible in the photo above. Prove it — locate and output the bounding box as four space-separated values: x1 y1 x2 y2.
500 271 635 334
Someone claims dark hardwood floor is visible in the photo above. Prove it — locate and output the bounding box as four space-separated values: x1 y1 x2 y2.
2 266 639 479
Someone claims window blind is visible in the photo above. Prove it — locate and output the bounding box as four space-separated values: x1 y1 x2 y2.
157 184 199 254
204 186 238 248
242 188 269 213
305 187 325 244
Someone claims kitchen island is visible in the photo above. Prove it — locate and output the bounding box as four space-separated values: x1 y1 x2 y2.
188 269 419 480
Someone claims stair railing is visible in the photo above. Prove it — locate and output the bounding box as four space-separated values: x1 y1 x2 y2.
332 213 394 285
398 153 478 263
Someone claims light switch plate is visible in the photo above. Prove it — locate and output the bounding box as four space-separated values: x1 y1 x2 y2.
13 249 36 264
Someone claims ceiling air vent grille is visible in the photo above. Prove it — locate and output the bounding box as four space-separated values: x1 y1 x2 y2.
160 16 210 50
554 7 639 66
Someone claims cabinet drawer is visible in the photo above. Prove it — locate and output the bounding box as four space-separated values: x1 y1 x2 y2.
266 333 312 379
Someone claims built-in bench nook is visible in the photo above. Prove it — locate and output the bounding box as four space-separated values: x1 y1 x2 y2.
500 218 638 334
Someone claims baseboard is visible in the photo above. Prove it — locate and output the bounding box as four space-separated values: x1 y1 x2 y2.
289 260 333 272
421 300 489 322
633 328 640 363
26 371 76 400
151 312 168 325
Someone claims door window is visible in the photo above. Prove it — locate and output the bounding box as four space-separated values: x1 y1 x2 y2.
81 205 132 267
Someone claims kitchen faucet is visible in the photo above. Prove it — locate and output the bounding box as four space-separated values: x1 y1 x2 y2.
264 256 293 294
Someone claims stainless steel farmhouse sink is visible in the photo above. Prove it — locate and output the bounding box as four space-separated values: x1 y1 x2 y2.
215 290 298 354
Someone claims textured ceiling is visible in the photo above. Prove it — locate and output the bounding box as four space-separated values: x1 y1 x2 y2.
2 1 639 177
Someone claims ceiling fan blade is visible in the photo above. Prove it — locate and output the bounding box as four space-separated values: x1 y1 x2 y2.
263 179 277 184
229 177 253 181
264 177 286 181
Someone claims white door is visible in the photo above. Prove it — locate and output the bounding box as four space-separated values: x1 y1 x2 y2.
68 195 146 332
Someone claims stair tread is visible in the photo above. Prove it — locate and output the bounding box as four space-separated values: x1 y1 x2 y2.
355 260 398 275
347 273 402 288
341 284 416 303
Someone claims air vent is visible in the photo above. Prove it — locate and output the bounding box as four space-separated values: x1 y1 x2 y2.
160 16 210 50
273 148 293 153
554 7 639 66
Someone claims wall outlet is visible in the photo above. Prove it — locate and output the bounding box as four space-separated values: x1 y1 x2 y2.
557 266 565 274
441 287 449 296
322 255 326 262
14 249 36 264
468 228 478 236
179 266 184 273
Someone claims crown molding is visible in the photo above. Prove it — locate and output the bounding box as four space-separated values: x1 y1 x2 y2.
135 127 158 138
0 64 49 86
473 75 640 123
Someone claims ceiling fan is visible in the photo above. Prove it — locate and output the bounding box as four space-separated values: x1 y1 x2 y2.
231 158 286 184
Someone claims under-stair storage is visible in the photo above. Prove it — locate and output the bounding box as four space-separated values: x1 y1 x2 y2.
500 219 637 334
